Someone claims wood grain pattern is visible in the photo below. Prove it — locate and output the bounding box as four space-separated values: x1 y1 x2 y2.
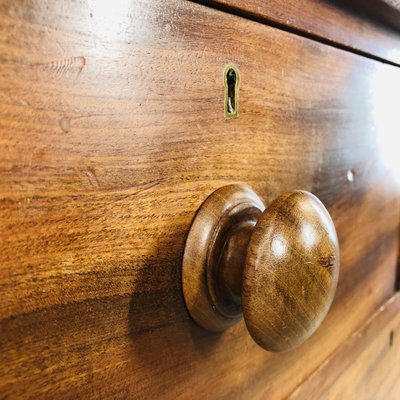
182 185 340 351
182 184 264 332
243 190 339 352
345 0 400 31
206 0 400 65
290 293 400 399
0 0 399 398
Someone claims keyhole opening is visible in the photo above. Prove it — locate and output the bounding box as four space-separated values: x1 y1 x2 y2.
224 65 239 118
227 69 236 114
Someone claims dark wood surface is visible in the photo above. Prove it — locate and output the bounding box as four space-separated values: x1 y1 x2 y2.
345 0 400 31
0 0 399 398
207 0 400 65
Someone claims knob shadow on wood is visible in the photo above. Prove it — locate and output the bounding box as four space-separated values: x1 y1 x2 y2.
182 184 340 352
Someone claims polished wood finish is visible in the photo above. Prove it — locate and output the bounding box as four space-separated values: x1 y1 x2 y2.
209 0 400 65
0 0 399 398
345 0 400 31
290 293 400 399
183 186 339 352
182 185 264 332
244 190 339 351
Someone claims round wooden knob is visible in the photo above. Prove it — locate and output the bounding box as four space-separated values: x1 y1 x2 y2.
182 184 339 352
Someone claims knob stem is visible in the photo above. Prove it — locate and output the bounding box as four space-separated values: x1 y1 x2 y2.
219 218 257 299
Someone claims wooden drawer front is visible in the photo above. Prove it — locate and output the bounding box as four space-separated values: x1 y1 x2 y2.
210 0 400 65
0 0 399 398
292 293 400 399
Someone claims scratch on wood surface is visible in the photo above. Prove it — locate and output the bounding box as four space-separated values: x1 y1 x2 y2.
83 167 100 188
59 117 70 133
59 113 110 133
38 56 86 78
71 179 164 217
107 181 162 206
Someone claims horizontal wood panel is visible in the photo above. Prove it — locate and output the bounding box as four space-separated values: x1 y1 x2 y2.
0 0 399 398
345 0 400 31
207 0 400 65
290 293 400 399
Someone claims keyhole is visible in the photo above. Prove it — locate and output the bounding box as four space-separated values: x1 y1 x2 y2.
224 65 239 118
227 69 236 114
